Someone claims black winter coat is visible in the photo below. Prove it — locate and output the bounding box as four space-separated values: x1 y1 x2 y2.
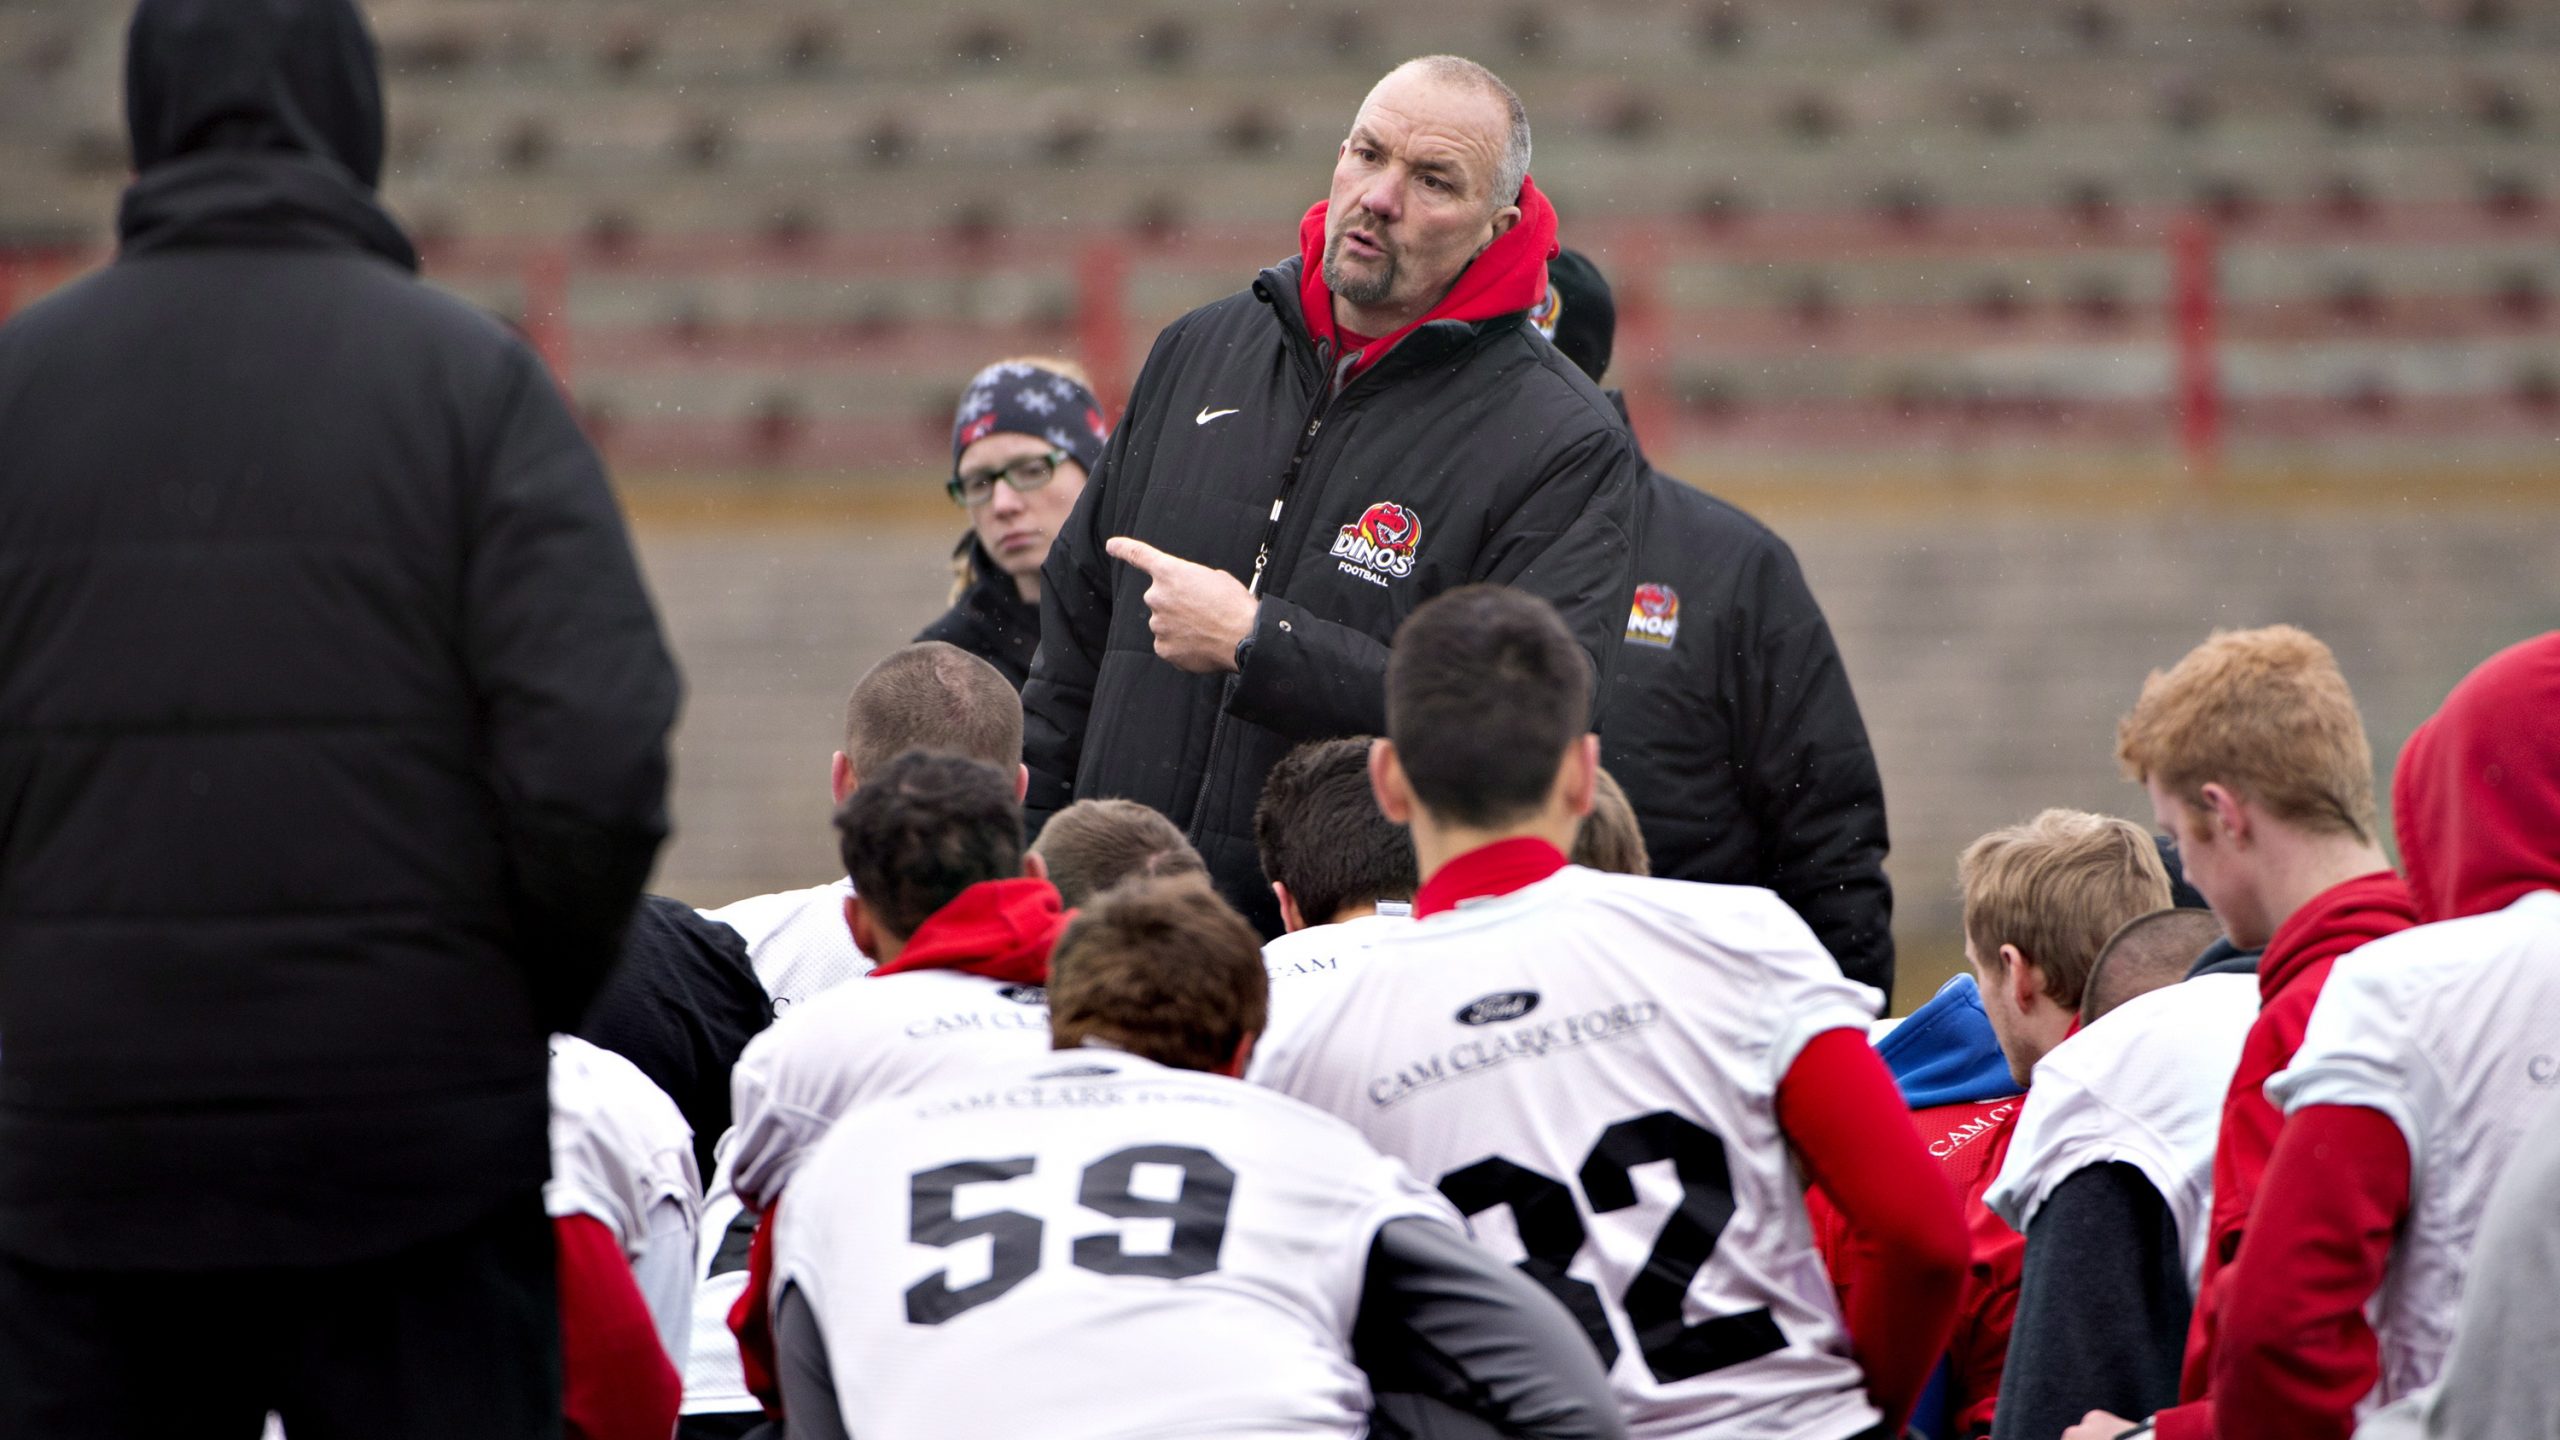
1599 464 1894 994
915 537 1040 690
0 3 679 1268
1024 258 1642 934
576 898 773 1180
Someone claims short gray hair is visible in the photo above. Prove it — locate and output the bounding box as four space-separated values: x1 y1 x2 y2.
1398 55 1532 207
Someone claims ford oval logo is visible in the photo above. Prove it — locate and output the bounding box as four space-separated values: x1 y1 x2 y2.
1457 990 1540 1026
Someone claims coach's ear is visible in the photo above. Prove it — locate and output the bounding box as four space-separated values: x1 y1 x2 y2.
1369 738 1415 825
1014 763 1031 804
1021 850 1050 884
844 893 881 959
1273 882 1308 934
830 751 856 806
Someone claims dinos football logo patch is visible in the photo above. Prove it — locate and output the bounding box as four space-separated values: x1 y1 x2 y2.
1626 582 1681 647
1331 500 1422 586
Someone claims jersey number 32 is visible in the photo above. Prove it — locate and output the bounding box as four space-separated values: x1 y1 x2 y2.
1440 1110 1785 1383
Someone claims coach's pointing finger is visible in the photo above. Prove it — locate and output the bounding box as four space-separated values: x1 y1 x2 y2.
1106 536 1259 675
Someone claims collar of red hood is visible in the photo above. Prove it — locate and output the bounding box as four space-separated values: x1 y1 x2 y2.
1295 174 1559 381
867 876 1070 986
2393 632 2560 925
2257 869 2415 1000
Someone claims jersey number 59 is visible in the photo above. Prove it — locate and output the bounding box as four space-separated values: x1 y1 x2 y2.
1439 1110 1785 1383
904 1144 1235 1325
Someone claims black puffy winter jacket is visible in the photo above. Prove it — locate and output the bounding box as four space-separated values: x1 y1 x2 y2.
0 0 680 1269
1023 257 1641 933
1598 463 1894 994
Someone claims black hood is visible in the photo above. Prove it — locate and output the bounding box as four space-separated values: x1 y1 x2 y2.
126 0 385 188
115 0 413 269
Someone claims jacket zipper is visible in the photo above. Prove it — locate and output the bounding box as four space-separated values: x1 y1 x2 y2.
1184 353 1338 846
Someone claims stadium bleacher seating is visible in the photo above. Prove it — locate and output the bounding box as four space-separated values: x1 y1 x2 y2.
2 0 2553 481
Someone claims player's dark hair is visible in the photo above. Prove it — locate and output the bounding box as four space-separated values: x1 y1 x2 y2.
1386 585 1590 828
2082 907 2228 1023
1031 798 1207 909
845 642 1022 779
1048 877 1268 1074
834 751 1024 939
1253 738 1417 925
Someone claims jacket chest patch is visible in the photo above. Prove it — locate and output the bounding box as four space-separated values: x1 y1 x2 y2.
1330 500 1423 586
1626 582 1681 647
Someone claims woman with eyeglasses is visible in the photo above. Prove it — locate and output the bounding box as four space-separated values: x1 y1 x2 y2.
915 356 1112 688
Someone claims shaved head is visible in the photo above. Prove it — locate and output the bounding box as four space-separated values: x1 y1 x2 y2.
2083 908 2229 1023
1390 55 1531 206
845 642 1022 779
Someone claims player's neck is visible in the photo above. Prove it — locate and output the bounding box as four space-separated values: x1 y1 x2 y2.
2258 829 2397 939
1409 811 1578 887
1323 902 1380 925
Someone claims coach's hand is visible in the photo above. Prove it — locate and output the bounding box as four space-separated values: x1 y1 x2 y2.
2062 1411 2142 1440
1107 537 1258 674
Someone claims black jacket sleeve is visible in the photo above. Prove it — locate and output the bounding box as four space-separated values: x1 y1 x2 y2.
1990 1163 2193 1440
463 345 682 1029
1732 535 1893 994
575 897 774 1179
1020 324 1181 833
1227 423 1640 742
776 1284 855 1440
1355 1217 1629 1440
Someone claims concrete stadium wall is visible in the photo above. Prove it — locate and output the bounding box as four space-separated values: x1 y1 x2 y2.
634 497 2560 1008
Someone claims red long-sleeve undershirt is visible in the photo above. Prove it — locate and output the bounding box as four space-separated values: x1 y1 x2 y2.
556 1213 683 1440
729 1199 786 1416
1777 1027 1971 1434
2211 1104 2409 1440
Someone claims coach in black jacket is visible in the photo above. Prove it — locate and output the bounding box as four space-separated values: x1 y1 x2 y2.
0 1 678 1430
1541 251 1894 994
1024 59 1639 932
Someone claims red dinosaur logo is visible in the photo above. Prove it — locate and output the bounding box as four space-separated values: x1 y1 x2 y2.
1331 501 1422 583
1626 582 1681 647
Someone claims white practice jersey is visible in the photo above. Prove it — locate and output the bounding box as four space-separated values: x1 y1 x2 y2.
2267 889 2560 1406
1249 912 1413 1080
1253 864 1885 1440
727 967 1053 1211
701 878 871 1014
547 1035 704 1372
773 1048 1458 1440
1984 972 2259 1287
680 1164 762 1416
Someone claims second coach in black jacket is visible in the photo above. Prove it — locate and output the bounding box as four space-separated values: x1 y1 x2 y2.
1023 59 1640 932
1539 250 1893 993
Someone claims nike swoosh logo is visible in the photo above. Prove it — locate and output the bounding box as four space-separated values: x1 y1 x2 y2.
1196 407 1240 425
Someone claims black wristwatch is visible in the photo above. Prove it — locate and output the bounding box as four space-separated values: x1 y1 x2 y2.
1231 632 1255 674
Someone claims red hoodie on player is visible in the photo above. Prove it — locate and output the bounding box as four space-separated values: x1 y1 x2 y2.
2149 870 2415 1440
730 877 1072 1415
2212 633 2560 1438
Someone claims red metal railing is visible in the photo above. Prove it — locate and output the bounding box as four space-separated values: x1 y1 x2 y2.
7 198 2555 481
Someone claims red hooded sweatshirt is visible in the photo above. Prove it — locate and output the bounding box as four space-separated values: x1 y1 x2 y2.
2212 633 2560 1439
2153 870 2415 1440
730 876 1073 1415
1294 174 1559 383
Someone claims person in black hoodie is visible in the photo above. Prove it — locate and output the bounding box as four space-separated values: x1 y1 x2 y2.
1538 249 1895 993
913 356 1112 689
0 1 681 1434
1023 58 1640 936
